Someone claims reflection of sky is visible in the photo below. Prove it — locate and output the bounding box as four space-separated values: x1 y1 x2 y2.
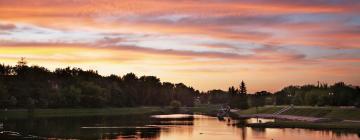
157 115 358 140
0 0 359 92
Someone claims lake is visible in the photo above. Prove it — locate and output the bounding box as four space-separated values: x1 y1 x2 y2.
1 114 359 140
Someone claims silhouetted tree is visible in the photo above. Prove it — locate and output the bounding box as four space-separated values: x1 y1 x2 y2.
0 59 200 108
228 81 249 109
249 91 271 107
0 59 359 109
239 81 247 95
207 89 228 104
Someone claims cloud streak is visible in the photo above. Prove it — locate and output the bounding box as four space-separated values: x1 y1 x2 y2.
0 0 359 92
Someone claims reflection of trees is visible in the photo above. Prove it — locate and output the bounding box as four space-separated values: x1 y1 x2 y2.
251 127 266 138
151 116 194 126
241 127 247 140
105 127 161 139
1 115 163 139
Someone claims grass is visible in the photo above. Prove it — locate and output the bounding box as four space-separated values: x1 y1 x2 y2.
186 104 219 115
198 105 360 131
281 107 332 117
235 106 283 115
235 106 360 130
0 107 170 119
324 108 360 120
247 120 360 132
0 104 219 119
236 106 360 120
281 107 360 120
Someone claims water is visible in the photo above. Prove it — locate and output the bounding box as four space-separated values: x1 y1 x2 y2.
0 114 359 140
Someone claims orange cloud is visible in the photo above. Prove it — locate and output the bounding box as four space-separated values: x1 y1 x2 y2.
0 0 359 92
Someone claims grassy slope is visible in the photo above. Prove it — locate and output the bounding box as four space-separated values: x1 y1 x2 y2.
237 106 360 130
247 121 360 131
281 107 360 120
0 107 169 118
187 104 219 115
324 108 360 120
0 104 220 119
237 106 360 120
281 107 332 117
235 106 283 115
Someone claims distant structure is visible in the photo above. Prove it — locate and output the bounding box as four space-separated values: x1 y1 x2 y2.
194 96 201 106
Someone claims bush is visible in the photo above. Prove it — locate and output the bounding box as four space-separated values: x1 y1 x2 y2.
355 98 360 108
170 100 181 111
26 98 35 112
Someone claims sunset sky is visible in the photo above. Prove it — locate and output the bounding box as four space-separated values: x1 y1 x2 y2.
0 0 359 92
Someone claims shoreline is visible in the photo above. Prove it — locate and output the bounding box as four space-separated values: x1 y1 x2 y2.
1 106 360 131
245 121 360 132
236 114 329 122
232 106 360 131
0 105 219 119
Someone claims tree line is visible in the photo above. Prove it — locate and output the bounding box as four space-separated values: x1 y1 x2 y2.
1 59 360 109
0 59 199 108
203 81 360 108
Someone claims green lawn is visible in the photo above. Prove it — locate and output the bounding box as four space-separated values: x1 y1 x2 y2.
0 104 220 119
281 107 332 117
281 107 360 120
186 104 220 115
236 106 360 120
0 107 169 118
324 108 360 120
247 120 360 131
235 106 283 115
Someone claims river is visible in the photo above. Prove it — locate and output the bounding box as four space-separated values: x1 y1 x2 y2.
0 114 359 140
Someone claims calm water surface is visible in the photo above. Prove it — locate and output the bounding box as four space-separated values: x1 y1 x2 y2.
1 114 359 140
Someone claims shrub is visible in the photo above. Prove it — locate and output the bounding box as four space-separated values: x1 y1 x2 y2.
170 100 181 111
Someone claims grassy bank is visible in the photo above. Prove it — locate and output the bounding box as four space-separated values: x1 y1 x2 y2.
235 106 360 131
0 104 219 119
0 107 170 119
247 121 360 132
235 106 283 115
186 104 219 115
282 107 360 120
236 106 360 120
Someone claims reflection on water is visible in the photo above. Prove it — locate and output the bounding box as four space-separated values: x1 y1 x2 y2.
245 118 274 124
0 114 359 140
151 114 195 119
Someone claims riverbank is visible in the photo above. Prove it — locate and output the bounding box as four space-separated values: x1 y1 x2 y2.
247 120 360 132
0 105 219 119
0 107 168 119
2 105 360 131
233 106 360 130
234 106 360 120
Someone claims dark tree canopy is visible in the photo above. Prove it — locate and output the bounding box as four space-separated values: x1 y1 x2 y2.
0 61 198 108
1 59 359 109
273 82 360 107
239 81 247 95
201 81 359 109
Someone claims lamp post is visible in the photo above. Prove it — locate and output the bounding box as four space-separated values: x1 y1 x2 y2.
329 92 334 105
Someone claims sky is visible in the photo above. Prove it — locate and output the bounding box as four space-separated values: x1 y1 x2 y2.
0 0 359 92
